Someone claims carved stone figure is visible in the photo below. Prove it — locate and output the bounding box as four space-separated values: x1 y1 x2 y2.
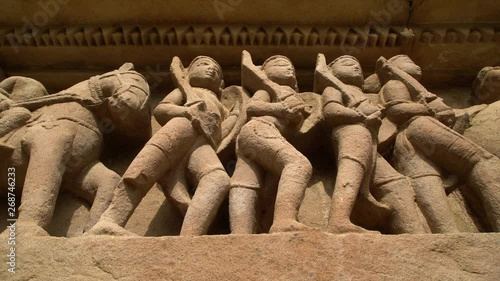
90 56 230 236
229 51 313 234
363 55 422 94
364 56 429 234
376 57 500 232
315 54 390 233
0 64 151 235
471 66 500 104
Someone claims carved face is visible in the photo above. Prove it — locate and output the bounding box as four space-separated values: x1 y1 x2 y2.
188 57 223 93
479 68 500 100
330 56 364 88
262 57 297 89
391 56 422 81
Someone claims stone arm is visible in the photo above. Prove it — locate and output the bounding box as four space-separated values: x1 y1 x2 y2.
153 89 190 126
322 86 364 127
246 89 288 118
382 80 433 125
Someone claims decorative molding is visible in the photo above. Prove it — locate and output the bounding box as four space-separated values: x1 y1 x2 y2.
1 24 497 50
0 24 417 48
414 26 499 44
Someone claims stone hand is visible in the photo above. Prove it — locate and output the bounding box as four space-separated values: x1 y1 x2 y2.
282 96 305 116
184 100 207 120
364 112 382 129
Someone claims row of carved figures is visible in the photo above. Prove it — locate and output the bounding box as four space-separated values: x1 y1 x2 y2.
0 51 499 236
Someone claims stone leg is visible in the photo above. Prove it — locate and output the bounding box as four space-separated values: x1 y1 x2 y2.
229 153 263 234
158 160 191 216
180 139 230 236
327 124 377 234
372 155 427 234
466 157 500 231
405 116 500 231
393 126 460 233
268 140 313 233
232 120 313 233
72 161 121 232
18 121 77 235
95 118 197 229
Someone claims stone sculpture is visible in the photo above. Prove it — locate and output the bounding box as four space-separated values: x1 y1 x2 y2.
90 56 230 236
364 55 429 234
0 77 48 138
363 55 423 94
0 63 151 235
376 56 500 232
314 54 389 233
229 51 313 234
471 66 500 104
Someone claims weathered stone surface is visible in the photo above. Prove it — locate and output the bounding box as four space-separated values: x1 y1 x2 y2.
463 101 500 158
1 232 499 280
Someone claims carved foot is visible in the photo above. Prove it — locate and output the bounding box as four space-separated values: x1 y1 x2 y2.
326 223 380 234
269 220 316 233
85 220 139 237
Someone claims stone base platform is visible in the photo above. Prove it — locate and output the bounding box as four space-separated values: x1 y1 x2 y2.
1 232 499 280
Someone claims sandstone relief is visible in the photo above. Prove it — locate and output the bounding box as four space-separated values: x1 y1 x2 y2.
89 56 231 236
229 51 313 234
0 63 151 235
1 52 499 237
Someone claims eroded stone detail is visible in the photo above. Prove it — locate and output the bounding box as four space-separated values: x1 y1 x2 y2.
0 25 412 48
377 57 500 232
471 66 500 105
89 56 230 236
1 25 498 48
2 52 499 237
0 63 151 235
314 54 388 233
229 51 313 234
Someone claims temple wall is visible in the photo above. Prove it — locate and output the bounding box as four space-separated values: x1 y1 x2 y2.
0 0 498 91
0 1 499 280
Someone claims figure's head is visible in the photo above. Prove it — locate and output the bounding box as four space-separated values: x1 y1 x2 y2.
188 56 224 95
102 63 152 142
328 55 364 88
388 55 422 81
472 66 500 104
262 55 298 90
0 76 48 101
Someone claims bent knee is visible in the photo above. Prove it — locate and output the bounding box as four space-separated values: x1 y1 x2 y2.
202 169 230 187
286 155 313 179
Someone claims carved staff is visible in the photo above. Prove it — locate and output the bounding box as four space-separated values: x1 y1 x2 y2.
170 56 217 148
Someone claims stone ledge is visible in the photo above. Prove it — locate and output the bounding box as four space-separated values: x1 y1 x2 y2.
1 232 499 280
